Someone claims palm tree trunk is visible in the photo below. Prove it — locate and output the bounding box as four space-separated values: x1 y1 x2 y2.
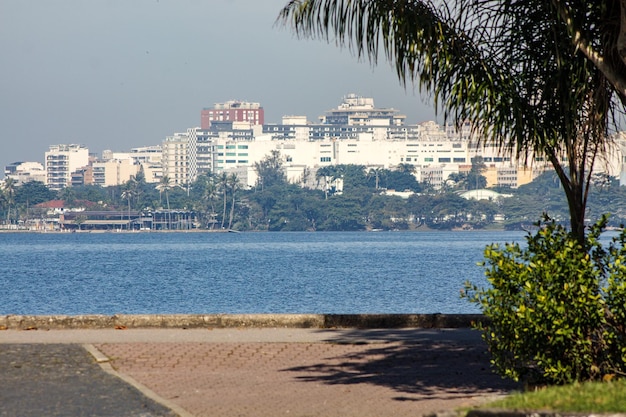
166 192 171 230
228 194 235 229
221 190 227 229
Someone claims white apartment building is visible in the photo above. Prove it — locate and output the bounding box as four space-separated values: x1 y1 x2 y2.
4 161 46 185
102 146 163 184
162 129 197 187
154 94 626 191
319 93 406 126
92 158 138 187
45 144 89 190
167 123 551 190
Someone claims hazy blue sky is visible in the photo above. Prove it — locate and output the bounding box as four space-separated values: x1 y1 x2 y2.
0 0 439 174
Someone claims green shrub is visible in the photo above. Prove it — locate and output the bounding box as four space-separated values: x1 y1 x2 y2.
463 215 626 385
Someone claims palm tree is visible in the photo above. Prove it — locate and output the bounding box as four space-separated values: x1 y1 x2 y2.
201 177 219 230
396 163 415 174
218 172 228 229
2 177 16 225
316 165 339 199
121 188 134 230
278 0 622 246
156 175 172 229
367 167 384 190
226 174 240 230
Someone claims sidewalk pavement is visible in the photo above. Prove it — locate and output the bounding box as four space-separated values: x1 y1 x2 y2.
0 328 520 417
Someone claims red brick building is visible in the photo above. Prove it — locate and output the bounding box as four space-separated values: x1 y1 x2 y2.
201 100 264 129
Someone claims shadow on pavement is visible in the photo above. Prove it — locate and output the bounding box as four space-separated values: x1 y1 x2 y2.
283 329 520 401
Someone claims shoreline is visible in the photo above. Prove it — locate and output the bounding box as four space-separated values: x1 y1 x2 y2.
0 227 511 234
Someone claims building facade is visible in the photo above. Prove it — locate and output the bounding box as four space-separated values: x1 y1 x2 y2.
163 95 551 189
4 161 46 185
162 129 197 187
92 158 138 187
45 144 89 190
201 100 264 129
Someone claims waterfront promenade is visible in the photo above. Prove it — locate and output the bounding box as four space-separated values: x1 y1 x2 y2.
0 315 520 417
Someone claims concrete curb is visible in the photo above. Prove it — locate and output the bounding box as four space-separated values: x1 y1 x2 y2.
465 410 626 417
0 313 486 330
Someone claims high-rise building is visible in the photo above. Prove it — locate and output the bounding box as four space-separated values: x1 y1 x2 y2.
319 93 406 126
92 159 138 187
201 100 264 129
162 129 198 187
264 94 419 141
44 144 89 190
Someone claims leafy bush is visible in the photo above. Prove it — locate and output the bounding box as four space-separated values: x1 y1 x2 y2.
463 215 626 385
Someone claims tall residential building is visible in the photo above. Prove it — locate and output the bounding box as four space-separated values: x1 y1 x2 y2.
45 144 89 190
162 129 198 187
92 159 138 187
201 100 264 129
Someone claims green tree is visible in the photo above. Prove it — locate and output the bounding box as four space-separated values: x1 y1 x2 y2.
464 216 626 384
466 157 487 190
446 172 467 191
15 181 56 207
278 0 622 246
366 167 386 190
335 164 368 191
58 186 76 208
317 195 366 231
550 2 626 103
71 185 109 208
194 174 219 229
316 165 340 198
385 169 421 192
218 172 228 229
255 150 287 190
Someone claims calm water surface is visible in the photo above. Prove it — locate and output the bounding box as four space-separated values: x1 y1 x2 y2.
0 230 525 315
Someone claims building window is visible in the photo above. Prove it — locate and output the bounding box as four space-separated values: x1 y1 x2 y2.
453 158 466 163
438 158 451 163
320 157 331 162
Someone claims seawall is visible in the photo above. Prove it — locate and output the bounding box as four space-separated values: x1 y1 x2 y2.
0 314 486 330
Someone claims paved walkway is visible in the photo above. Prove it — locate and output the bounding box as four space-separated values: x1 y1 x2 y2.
0 328 520 417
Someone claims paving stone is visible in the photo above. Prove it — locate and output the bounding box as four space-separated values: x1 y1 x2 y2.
0 344 176 417
97 338 518 417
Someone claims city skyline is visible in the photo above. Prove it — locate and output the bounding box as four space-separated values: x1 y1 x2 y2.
0 0 440 175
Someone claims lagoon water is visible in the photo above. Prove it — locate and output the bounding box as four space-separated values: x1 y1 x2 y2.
0 230 525 315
